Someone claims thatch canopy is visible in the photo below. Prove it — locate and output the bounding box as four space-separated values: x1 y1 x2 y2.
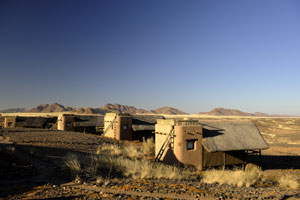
16 117 56 128
131 115 164 132
74 115 104 127
132 125 155 131
132 115 164 125
199 120 269 152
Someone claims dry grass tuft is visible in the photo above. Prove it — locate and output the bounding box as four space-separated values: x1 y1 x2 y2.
142 138 155 157
96 143 122 156
64 154 81 176
203 167 262 187
279 174 299 189
123 145 143 159
96 138 154 159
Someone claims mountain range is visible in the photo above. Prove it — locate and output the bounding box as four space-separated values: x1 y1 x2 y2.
26 103 187 115
0 103 294 117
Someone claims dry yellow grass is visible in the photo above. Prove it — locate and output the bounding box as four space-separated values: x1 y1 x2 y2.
65 141 193 180
279 174 299 189
202 167 262 187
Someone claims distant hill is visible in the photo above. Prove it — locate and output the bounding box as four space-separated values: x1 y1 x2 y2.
72 107 106 115
151 106 187 115
100 104 150 114
203 108 255 116
197 108 290 117
26 103 186 115
29 103 73 113
100 104 186 115
0 108 27 113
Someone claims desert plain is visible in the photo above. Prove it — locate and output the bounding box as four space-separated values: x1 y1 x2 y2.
1 114 300 200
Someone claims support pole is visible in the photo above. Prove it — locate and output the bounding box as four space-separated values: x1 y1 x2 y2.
223 152 226 170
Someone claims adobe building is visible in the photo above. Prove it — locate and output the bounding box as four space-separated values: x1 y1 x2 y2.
4 116 17 128
104 113 133 140
57 114 75 132
155 119 269 170
0 116 56 129
104 113 164 141
57 114 104 133
16 116 57 129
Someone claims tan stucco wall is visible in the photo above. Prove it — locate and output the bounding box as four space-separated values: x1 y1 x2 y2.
104 113 133 140
155 123 174 163
57 114 75 131
104 113 117 138
155 119 203 169
174 125 202 169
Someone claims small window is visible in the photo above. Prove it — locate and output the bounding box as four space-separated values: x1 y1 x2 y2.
66 122 71 127
186 139 197 150
123 124 128 130
8 122 13 127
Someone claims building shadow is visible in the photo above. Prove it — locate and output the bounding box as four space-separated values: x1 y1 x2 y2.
261 155 300 169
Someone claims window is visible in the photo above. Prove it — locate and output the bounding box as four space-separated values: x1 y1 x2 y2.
186 139 197 150
66 122 71 127
123 124 128 130
8 122 13 127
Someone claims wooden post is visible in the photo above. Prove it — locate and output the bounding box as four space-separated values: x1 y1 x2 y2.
223 152 226 170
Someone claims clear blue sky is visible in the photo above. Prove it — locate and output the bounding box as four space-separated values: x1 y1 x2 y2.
0 0 300 115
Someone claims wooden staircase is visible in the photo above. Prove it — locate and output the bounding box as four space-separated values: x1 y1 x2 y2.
155 128 175 162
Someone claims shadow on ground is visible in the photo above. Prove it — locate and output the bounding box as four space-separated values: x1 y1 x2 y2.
0 143 93 198
262 155 300 169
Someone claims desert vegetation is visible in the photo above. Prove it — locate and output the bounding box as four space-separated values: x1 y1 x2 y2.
64 138 195 181
203 167 299 189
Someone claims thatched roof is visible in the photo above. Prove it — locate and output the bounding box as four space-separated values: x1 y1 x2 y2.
132 125 155 131
16 117 56 128
132 115 164 125
74 115 104 127
199 120 269 152
131 115 164 132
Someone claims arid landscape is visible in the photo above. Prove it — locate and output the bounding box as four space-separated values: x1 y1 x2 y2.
1 106 300 200
2 1 299 199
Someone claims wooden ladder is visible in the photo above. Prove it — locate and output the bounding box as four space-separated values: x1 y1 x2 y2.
155 128 175 162
103 117 117 137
